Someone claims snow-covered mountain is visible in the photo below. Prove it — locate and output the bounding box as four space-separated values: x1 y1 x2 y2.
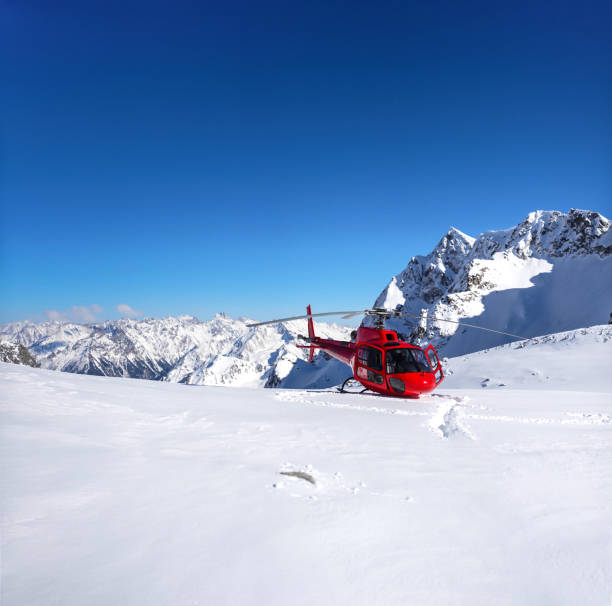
373 209 612 357
0 314 352 389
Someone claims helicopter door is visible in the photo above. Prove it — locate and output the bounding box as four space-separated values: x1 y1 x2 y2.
355 345 385 389
424 345 443 384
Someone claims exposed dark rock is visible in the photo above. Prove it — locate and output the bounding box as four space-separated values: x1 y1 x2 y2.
0 342 38 367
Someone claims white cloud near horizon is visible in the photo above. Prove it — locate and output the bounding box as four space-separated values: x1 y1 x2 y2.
44 304 104 323
116 303 143 318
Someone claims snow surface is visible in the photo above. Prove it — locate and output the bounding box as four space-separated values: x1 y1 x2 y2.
443 324 612 392
2 326 611 605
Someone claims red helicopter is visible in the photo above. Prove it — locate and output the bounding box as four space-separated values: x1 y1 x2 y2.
249 306 529 398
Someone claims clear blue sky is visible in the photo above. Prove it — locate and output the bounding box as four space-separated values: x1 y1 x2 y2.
1 0 611 324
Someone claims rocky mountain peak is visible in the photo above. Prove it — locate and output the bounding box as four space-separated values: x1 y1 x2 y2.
374 208 612 356
472 208 611 260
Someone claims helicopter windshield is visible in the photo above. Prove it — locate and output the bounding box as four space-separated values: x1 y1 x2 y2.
386 347 432 374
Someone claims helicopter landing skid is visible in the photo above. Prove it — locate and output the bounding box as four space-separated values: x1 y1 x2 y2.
337 377 369 394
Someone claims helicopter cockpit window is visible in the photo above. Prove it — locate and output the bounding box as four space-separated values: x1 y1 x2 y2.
386 347 431 374
357 346 383 371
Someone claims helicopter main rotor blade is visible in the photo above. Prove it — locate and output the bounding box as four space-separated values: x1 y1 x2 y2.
247 310 366 328
397 312 530 341
248 307 531 341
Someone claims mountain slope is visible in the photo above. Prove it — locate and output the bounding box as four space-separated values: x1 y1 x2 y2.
374 209 612 356
443 324 612 392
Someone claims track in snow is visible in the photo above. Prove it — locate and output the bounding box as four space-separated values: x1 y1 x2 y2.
274 388 611 442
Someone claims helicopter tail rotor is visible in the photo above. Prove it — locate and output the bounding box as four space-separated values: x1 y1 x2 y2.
294 306 318 363
306 304 315 362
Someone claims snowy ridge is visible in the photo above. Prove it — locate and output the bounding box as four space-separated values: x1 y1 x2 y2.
0 314 352 389
374 209 612 356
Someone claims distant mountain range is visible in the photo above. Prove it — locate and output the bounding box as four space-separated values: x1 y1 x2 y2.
2 208 610 385
0 314 352 388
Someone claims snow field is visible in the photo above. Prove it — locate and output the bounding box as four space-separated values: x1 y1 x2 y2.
1 350 611 605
